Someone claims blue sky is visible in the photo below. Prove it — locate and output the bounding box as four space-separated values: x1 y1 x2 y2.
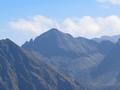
1 0 120 45
0 0 120 22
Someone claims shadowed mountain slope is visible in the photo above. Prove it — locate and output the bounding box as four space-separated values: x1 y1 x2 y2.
0 38 81 90
22 28 120 89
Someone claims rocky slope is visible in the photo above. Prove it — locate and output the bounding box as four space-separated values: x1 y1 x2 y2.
0 38 81 90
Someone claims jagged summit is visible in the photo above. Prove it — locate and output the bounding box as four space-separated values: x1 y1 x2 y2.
47 28 62 33
0 38 19 49
35 28 72 40
22 28 99 57
22 28 76 57
41 28 63 36
0 38 11 42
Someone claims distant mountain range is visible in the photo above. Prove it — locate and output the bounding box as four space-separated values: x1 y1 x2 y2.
1 28 120 90
93 35 120 43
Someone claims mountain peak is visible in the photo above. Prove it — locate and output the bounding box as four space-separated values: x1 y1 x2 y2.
41 28 64 37
48 28 60 32
33 28 68 44
22 28 99 57
22 28 78 57
0 38 20 51
0 38 11 42
0 38 14 45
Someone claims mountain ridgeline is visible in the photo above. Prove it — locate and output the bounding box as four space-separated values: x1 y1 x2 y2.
0 39 81 90
1 28 120 90
22 28 120 90
22 28 99 58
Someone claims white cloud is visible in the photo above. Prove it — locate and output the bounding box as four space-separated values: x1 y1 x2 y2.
60 16 101 37
97 0 120 5
9 15 120 38
10 16 58 35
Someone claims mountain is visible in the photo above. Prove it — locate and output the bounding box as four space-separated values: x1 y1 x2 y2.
90 39 120 89
0 38 81 90
22 28 120 89
92 39 120 77
93 35 120 43
22 28 100 57
23 28 79 57
22 28 105 88
2 28 120 89
98 40 115 54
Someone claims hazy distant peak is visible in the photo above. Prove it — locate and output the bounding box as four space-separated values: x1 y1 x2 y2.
43 28 64 36
48 28 61 33
0 38 16 46
0 38 11 42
